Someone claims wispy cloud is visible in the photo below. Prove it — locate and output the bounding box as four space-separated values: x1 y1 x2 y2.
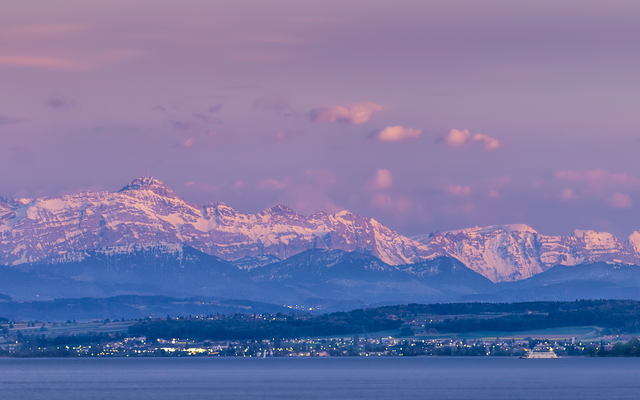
46 96 76 110
0 55 85 70
309 102 382 124
171 120 198 130
373 126 421 142
243 35 305 44
0 115 28 125
608 192 632 208
555 169 637 208
560 188 576 201
443 128 503 150
370 169 393 190
257 178 288 190
0 49 138 71
254 97 290 115
3 23 87 38
172 105 222 128
555 169 640 189
208 104 222 114
445 185 472 196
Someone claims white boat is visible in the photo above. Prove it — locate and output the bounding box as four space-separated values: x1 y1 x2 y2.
520 349 561 359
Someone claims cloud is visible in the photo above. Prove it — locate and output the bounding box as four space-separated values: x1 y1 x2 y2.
194 104 223 122
0 49 138 71
46 96 77 110
0 115 28 125
309 102 382 124
208 104 222 114
472 133 502 150
194 114 215 122
371 194 394 210
443 129 503 150
443 129 470 146
373 126 421 142
171 120 198 130
555 170 638 208
257 178 288 190
254 98 290 115
244 35 305 44
608 192 632 209
445 185 472 196
0 55 85 70
183 138 194 147
370 169 393 190
234 53 288 62
302 170 337 187
555 169 640 189
560 188 576 201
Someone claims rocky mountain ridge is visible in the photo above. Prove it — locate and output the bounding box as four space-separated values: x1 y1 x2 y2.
1 176 640 282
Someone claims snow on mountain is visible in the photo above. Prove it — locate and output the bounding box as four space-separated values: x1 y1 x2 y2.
0 177 430 268
2 176 640 283
412 225 640 282
628 231 640 253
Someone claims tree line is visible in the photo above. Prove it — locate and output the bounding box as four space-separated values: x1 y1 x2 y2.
129 312 402 341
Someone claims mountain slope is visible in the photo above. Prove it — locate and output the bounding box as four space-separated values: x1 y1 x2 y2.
461 262 640 302
2 176 640 282
0 177 431 268
413 225 640 281
0 245 494 306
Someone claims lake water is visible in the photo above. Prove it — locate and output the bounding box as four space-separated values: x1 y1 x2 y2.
1 357 639 399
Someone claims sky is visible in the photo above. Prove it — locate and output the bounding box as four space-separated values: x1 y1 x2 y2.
1 0 640 239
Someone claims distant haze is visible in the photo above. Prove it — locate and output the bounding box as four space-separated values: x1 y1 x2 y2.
1 0 640 238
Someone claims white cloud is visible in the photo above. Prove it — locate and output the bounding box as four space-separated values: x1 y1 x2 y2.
443 128 503 150
374 126 421 142
444 129 471 146
371 194 394 210
371 169 393 190
0 115 28 125
257 178 288 190
309 102 382 124
608 192 632 208
445 185 472 196
555 169 640 189
471 133 502 150
560 188 576 201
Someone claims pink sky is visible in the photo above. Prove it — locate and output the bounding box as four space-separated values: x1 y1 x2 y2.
1 0 640 238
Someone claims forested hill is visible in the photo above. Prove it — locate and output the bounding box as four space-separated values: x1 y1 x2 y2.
127 300 640 341
353 300 640 334
129 312 402 341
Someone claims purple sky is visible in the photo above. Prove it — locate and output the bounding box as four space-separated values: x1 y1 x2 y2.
1 0 640 238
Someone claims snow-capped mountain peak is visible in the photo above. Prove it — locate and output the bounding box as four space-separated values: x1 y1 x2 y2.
1 176 640 283
118 176 179 199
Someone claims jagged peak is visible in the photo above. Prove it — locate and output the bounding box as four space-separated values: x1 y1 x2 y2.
444 224 537 235
262 204 299 216
627 231 640 253
334 210 353 217
0 196 33 208
118 176 178 199
573 229 617 239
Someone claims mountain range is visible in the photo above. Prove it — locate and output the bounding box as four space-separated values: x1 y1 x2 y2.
5 244 640 314
2 176 640 284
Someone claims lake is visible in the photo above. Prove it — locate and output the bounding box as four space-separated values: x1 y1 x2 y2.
1 357 639 399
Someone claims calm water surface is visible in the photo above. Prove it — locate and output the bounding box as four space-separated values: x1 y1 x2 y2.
1 357 639 399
